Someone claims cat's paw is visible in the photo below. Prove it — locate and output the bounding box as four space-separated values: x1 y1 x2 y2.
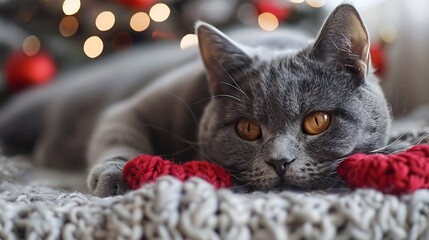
87 159 128 197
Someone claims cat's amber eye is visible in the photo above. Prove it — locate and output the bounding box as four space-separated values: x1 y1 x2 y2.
303 112 331 135
236 119 262 141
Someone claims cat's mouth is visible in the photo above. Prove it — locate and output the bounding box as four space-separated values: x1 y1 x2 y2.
273 182 303 192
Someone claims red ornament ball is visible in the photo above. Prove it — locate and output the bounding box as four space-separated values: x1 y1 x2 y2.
5 51 56 92
370 43 386 77
254 0 292 21
116 0 157 10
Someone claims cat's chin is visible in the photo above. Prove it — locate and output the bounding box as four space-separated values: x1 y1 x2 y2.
231 175 347 193
273 177 316 192
275 175 348 192
228 166 348 192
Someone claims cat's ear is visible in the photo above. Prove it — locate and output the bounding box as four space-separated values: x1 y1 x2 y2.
311 4 370 78
196 22 252 95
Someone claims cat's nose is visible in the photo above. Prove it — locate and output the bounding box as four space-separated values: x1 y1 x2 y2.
267 158 296 175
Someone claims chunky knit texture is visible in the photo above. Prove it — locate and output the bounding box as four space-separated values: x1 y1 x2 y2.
2 177 429 240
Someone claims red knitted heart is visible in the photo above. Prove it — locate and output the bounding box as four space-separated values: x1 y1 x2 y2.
337 144 429 195
122 155 232 190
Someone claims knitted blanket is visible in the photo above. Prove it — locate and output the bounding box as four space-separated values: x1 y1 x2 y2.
1 127 429 239
2 176 429 240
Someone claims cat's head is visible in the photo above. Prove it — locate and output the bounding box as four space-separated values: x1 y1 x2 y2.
196 4 391 191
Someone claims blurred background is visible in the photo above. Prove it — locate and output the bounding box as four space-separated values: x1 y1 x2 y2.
0 0 428 117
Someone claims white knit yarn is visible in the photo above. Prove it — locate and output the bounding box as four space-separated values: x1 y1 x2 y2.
1 176 429 240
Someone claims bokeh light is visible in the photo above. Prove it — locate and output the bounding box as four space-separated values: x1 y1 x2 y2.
62 0 81 15
379 23 397 43
151 30 175 40
258 12 279 31
180 34 198 49
95 11 115 31
149 3 171 22
130 12 150 32
22 35 41 56
83 36 103 58
306 0 326 8
59 16 79 37
290 0 305 3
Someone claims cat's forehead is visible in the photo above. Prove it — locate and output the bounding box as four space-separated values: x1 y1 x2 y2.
253 55 354 95
241 56 356 122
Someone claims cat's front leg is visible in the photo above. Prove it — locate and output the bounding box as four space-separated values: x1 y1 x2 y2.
87 104 153 197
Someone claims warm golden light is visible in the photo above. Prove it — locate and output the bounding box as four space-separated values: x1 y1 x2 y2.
95 11 115 31
83 36 103 58
379 23 397 43
62 0 81 15
130 12 150 32
59 16 79 37
290 0 305 3
258 12 279 31
306 0 325 8
22 35 41 56
149 3 171 22
180 34 198 49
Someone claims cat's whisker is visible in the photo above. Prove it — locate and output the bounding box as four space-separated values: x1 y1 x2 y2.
167 145 197 157
369 130 412 154
187 144 215 163
227 181 254 191
316 155 349 175
326 177 344 190
219 81 247 102
412 130 429 145
374 129 429 155
319 157 345 167
318 175 340 182
316 129 429 179
221 166 248 180
142 124 202 146
213 166 253 186
316 129 429 181
214 57 249 100
229 175 251 184
194 94 242 104
167 93 199 127
385 130 429 155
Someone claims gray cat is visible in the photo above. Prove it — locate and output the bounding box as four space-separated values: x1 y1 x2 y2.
0 4 391 196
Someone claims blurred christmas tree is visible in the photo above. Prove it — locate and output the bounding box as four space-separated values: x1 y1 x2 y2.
0 0 326 95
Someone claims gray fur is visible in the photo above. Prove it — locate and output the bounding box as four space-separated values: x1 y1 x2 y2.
0 4 391 196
